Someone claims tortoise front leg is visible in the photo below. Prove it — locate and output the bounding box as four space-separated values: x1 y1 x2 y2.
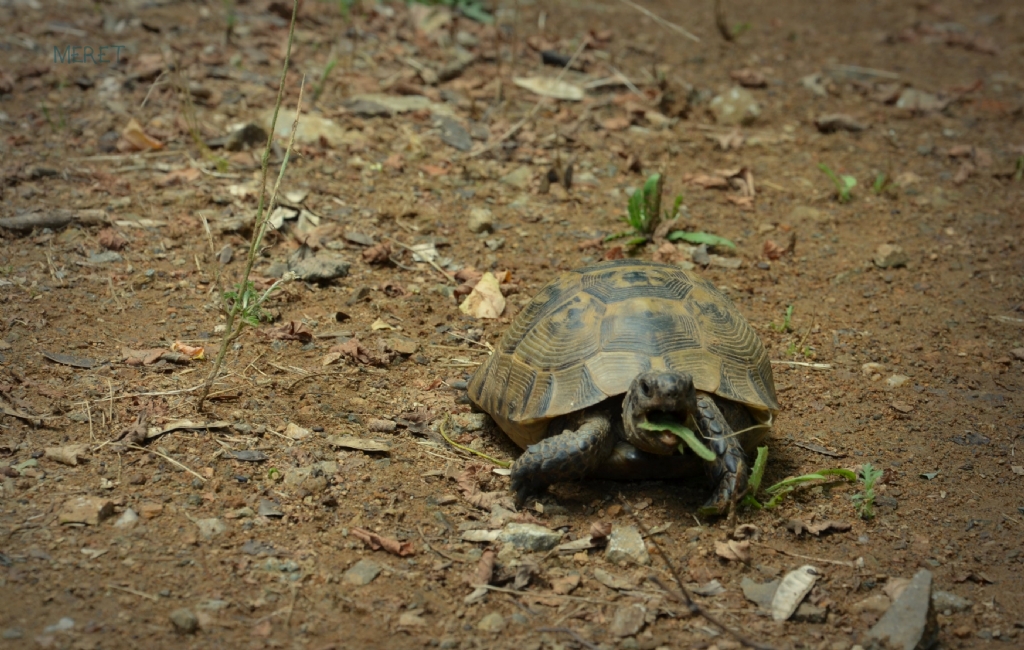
509 410 616 508
694 391 749 515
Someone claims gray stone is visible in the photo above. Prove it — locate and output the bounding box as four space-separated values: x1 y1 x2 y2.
874 244 909 269
43 618 74 634
501 166 534 189
169 608 199 634
437 116 472 151
864 569 938 650
113 508 139 529
343 93 455 118
497 523 562 552
605 525 650 566
476 611 506 633
343 558 381 586
88 251 122 264
455 412 489 432
709 86 761 125
610 604 647 637
467 208 494 234
792 602 828 623
1 629 23 640
258 499 284 517
195 517 227 540
741 577 780 608
290 254 351 282
932 591 971 613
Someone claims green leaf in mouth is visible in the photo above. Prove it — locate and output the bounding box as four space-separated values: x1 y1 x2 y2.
638 414 716 462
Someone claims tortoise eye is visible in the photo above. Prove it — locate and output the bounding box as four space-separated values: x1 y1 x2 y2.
638 378 652 398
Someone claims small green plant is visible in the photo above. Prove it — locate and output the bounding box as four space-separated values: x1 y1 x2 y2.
1014 155 1024 182
819 163 856 203
409 0 493 24
742 447 856 510
0 264 13 276
223 280 283 327
771 304 794 333
732 22 752 37
852 463 883 519
606 173 666 246
268 467 282 481
313 56 338 103
872 173 888 194
667 230 736 248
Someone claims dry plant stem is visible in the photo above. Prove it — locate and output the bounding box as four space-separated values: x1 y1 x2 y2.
617 0 700 43
620 497 775 650
467 39 587 159
750 541 857 568
106 583 158 601
128 444 206 482
537 627 599 650
197 0 301 411
714 0 734 42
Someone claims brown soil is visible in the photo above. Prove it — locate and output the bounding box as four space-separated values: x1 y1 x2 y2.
1 0 1022 648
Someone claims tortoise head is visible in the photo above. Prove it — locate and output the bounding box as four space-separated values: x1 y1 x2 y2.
621 371 699 456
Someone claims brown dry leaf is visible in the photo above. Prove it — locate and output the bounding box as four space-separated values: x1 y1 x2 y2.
459 272 505 319
264 321 313 343
651 241 679 264
731 68 767 88
550 574 581 595
952 160 975 185
97 228 128 251
384 153 405 171
44 444 89 466
601 115 632 131
589 521 612 539
763 239 786 260
806 520 852 536
732 524 760 540
604 245 625 261
712 130 744 150
687 173 730 189
171 341 205 359
468 549 495 586
456 465 514 511
714 539 751 563
329 338 390 367
577 237 603 251
118 118 164 152
155 167 201 187
362 242 392 264
122 347 170 366
726 195 754 210
350 526 415 557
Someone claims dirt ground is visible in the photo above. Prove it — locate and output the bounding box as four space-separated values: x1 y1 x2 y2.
1 0 1023 648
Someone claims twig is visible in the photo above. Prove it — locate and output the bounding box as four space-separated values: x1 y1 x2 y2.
107 583 159 601
770 360 832 369
537 627 599 650
386 237 456 284
128 443 206 482
750 541 857 568
617 0 700 43
467 39 588 159
475 584 616 605
621 497 775 650
197 0 302 412
438 415 510 468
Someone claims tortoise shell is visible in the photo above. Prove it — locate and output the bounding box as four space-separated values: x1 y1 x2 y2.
468 259 778 448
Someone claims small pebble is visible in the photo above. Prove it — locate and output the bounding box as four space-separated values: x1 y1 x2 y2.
169 608 198 634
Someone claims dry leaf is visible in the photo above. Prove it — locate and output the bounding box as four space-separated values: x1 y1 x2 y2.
350 527 415 556
550 574 581 595
459 272 505 319
171 341 205 359
763 239 786 260
264 321 313 342
590 521 613 539
97 228 128 251
119 118 164 152
714 539 751 563
45 444 89 466
468 549 495 586
771 565 819 621
512 76 584 101
362 242 392 264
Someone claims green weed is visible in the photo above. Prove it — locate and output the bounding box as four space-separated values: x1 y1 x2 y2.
852 463 884 519
819 163 856 203
1014 155 1023 182
605 173 666 246
313 56 338 103
742 446 856 510
408 0 493 24
223 280 283 327
771 304 794 333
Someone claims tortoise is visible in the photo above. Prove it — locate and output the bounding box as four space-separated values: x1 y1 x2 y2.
467 259 778 512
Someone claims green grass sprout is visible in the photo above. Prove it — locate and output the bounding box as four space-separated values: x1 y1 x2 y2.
667 231 736 249
740 446 856 510
819 163 856 203
638 415 716 461
771 304 794 333
852 463 883 519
